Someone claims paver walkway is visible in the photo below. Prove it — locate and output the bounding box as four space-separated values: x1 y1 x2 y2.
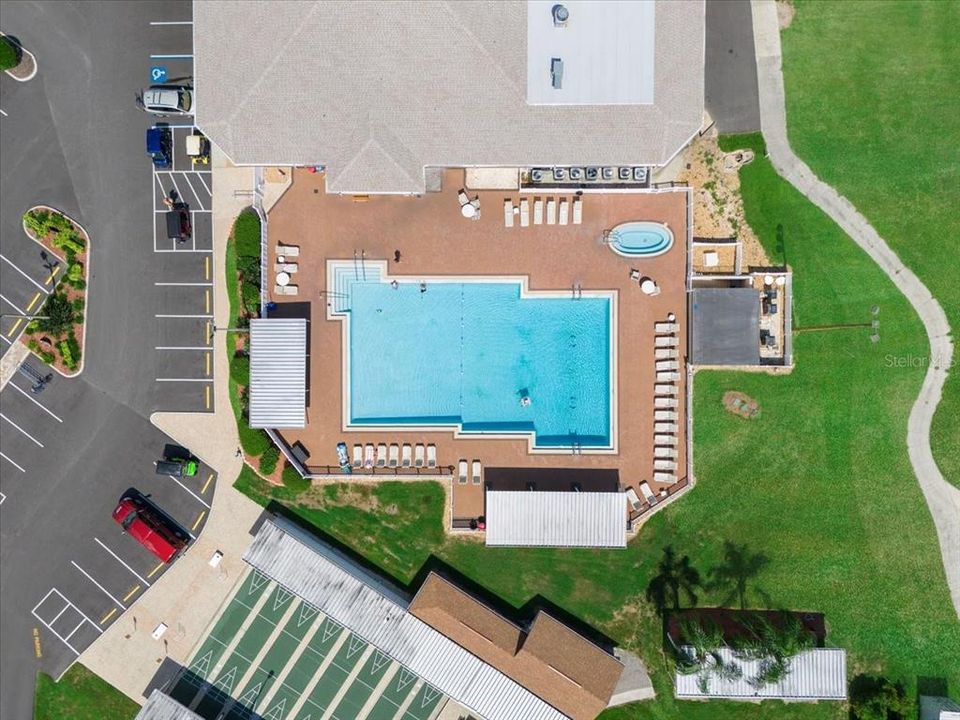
751 0 959 618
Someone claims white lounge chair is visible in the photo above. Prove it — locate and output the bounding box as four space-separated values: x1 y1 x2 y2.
364 444 375 469
376 443 387 467
276 244 300 258
655 336 679 348
458 460 468 484
353 444 363 467
655 384 678 396
520 198 530 227
655 397 678 409
427 444 437 468
626 487 642 511
639 482 657 504
656 360 679 371
457 190 470 207
558 199 569 225
654 459 677 471
275 284 298 296
572 198 582 225
274 263 299 273
655 348 679 360
654 410 678 421
415 444 425 467
654 471 678 484
533 198 544 225
472 460 482 484
546 198 557 225
654 422 679 434
388 444 400 467
654 434 678 446
655 322 680 334
654 446 678 459
401 444 412 467
504 200 515 227
657 371 680 382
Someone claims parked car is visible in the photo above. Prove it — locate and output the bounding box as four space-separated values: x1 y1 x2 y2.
112 491 189 563
138 85 192 115
156 457 198 477
146 126 172 168
165 206 192 243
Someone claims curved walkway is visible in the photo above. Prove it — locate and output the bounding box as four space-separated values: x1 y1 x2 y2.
750 0 959 618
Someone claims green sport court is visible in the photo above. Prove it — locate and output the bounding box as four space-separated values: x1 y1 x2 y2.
166 569 446 720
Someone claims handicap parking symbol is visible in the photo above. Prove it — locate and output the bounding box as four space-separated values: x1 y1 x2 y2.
150 66 168 83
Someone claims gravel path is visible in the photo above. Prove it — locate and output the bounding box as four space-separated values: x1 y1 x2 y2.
750 0 959 618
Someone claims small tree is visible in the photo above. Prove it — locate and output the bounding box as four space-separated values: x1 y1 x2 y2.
36 292 75 334
0 37 17 71
849 675 909 720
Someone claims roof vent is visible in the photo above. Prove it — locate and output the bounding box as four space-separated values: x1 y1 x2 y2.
552 4 569 27
550 57 563 89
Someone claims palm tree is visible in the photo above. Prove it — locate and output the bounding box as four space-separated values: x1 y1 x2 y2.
707 541 769 609
646 546 702 615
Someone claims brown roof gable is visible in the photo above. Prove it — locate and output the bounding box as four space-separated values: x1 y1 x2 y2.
408 573 623 720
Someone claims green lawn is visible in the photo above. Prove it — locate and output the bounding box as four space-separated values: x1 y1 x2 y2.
236 133 959 718
34 665 138 720
781 0 960 487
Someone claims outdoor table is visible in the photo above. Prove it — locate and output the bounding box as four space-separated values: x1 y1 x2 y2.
276 271 291 287
461 202 477 218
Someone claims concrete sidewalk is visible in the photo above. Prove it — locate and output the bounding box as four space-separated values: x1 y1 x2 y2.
80 152 266 702
751 0 959 618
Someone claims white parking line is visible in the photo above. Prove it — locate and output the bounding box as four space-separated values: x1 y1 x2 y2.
156 377 214 382
0 109 8 117
94 538 151 586
167 474 212 509
154 282 212 287
150 53 193 59
194 171 212 195
156 346 211 350
164 172 185 202
7 382 64 422
0 451 26 473
0 492 6 504
0 412 44 447
0 334 12 345
155 314 213 318
180 173 205 209
31 588 103 656
154 208 211 214
0 254 49 294
149 20 193 25
71 561 125 609
0 292 27 314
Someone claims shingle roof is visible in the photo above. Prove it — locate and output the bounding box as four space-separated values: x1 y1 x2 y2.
194 0 705 194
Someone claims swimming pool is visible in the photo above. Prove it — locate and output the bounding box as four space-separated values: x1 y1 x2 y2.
330 262 615 450
608 221 674 257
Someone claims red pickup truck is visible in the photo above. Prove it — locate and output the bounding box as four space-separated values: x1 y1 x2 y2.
112 492 189 563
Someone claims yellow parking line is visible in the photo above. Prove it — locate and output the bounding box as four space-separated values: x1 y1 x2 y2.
45 265 61 285
122 585 141 603
205 351 211 376
192 510 207 531
205 289 210 314
201 474 214 495
25 292 42 312
205 385 211 409
100 608 118 625
147 562 164 579
205 320 212 346
205 256 210 280
7 319 23 337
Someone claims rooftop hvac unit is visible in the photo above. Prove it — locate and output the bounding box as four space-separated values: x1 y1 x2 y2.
552 4 570 26
550 57 563 89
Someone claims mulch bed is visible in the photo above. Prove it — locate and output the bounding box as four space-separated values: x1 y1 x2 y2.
723 391 761 419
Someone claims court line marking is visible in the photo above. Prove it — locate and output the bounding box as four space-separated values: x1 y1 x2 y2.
167 474 212 509
95 537 150 586
0 412 44 447
71 561 125 609
7 382 64 422
157 377 214 382
0 451 26 473
0 292 26 314
0 254 49 293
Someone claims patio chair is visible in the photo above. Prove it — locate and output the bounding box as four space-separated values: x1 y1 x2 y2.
376 443 388 467
630 268 641 281
414 444 425 467
389 444 400 467
364 444 375 469
626 487 643 511
546 198 557 225
402 444 412 467
654 410 678 421
655 348 679 360
654 471 678 484
656 359 679 371
654 446 677 459
352 444 363 467
558 198 569 225
472 460 482 484
655 384 677 396
520 199 530 227
458 189 470 207
458 460 468 484
276 244 300 257
655 322 680 334
534 198 544 225
657 371 680 383
572 198 582 225
654 459 677 471
655 397 678 409
280 285 299 296
427 443 437 468
639 482 657 504
654 434 678 446
655 336 679 348
654 422 677 433
273 263 298 273
504 199 514 227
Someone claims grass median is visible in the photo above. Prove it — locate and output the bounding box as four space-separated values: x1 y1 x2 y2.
34 665 137 720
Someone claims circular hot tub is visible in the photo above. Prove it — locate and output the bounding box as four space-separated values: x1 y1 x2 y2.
607 221 674 257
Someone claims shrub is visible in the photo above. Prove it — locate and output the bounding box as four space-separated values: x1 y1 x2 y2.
0 37 17 71
66 332 81 367
849 675 910 720
38 350 55 365
36 292 74 334
72 297 85 312
282 464 311 494
53 230 85 255
23 209 49 237
259 445 280 475
58 340 76 370
68 263 84 283
230 353 250 386
233 210 261 257
71 278 86 291
236 254 260 283
241 281 261 316
238 423 270 457
28 339 39 352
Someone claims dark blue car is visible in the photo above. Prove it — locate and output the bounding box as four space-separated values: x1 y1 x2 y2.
146 126 172 168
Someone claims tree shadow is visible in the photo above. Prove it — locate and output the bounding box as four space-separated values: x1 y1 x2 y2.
646 545 702 617
707 541 770 610
848 674 909 720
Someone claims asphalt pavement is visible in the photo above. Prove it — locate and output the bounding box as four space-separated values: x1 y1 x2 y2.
705 0 761 134
0 3 221 718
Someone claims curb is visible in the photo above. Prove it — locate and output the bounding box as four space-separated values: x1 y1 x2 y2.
0 32 37 82
20 205 92 378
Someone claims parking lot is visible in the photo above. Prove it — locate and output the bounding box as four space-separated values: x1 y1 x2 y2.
164 570 445 720
0 229 62 348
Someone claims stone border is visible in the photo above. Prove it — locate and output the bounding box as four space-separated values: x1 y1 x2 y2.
21 205 91 377
1 32 38 82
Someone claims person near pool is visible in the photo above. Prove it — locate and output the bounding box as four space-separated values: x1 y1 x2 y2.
518 387 531 407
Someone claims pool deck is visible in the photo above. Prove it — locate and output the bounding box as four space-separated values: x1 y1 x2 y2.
266 169 689 524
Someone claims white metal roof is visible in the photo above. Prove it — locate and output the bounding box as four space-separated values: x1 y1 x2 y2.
526 0 656 105
243 517 569 720
674 647 847 700
134 690 203 720
249 318 307 428
485 491 627 548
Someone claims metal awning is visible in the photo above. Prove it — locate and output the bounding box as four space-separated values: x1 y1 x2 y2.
485 491 627 548
135 690 203 720
249 318 307 428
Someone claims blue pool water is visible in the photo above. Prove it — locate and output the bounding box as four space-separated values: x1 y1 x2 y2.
608 221 674 257
346 280 612 448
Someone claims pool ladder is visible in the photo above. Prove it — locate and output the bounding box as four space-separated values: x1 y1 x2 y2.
572 282 582 299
